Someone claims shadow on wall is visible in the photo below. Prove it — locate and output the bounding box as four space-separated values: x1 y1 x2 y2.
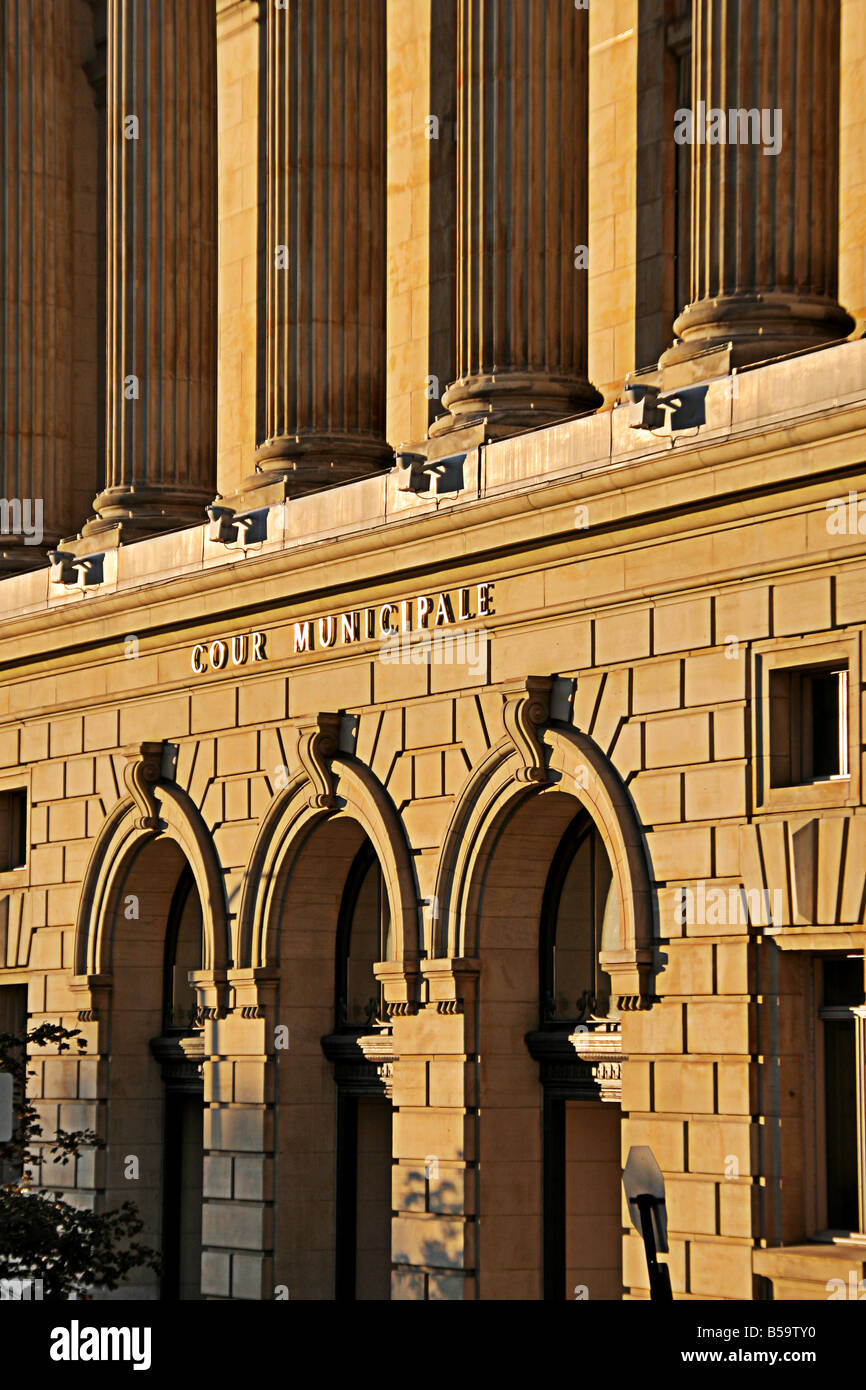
399 1169 460 1213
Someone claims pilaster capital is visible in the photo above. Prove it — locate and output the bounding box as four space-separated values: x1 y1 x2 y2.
224 968 280 1016
420 958 480 1014
69 973 113 1020
375 958 423 1016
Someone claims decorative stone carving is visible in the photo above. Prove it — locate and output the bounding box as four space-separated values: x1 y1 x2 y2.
526 1023 625 1102
385 1000 419 1018
297 713 343 810
503 677 553 784
122 741 166 831
321 1027 397 1098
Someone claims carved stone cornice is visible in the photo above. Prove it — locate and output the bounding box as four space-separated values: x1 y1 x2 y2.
122 741 166 831
321 1027 396 1098
149 1032 205 1093
298 713 342 809
503 676 552 784
526 1023 624 1102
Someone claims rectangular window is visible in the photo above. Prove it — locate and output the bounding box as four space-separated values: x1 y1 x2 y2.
0 789 27 872
769 665 849 787
818 957 865 1236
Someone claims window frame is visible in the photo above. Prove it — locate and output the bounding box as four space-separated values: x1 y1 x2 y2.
0 773 30 889
752 634 860 814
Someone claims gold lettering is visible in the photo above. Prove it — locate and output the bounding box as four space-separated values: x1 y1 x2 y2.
209 640 228 670
435 592 454 626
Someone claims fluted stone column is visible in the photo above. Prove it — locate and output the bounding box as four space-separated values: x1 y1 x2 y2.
87 0 217 536
251 0 389 498
431 0 600 441
0 0 73 571
663 0 853 371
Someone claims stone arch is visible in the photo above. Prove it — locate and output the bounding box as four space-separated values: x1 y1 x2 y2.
433 727 656 1004
73 782 230 979
236 757 420 973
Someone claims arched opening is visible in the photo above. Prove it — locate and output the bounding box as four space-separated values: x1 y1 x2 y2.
470 786 625 1301
105 839 204 1300
266 813 394 1300
330 838 394 1300
335 839 394 1027
535 810 623 1302
540 810 620 1025
154 864 205 1301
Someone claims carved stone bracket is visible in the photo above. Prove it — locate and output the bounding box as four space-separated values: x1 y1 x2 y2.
321 1027 397 1098
122 741 166 831
298 713 342 809
503 676 553 784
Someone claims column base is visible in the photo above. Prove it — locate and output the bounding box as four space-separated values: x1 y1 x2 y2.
248 432 393 501
429 372 602 441
661 291 855 372
83 483 214 540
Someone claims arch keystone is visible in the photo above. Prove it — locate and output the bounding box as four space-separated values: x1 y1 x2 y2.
122 741 168 830
502 676 553 784
297 712 342 809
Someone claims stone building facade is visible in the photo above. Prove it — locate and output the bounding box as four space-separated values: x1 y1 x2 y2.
1 0 865 1301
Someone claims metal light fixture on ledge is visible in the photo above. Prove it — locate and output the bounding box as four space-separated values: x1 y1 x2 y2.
206 504 268 546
